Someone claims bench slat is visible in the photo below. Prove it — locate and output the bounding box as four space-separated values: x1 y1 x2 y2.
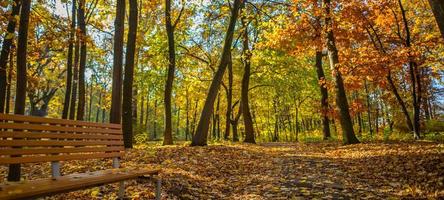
0 113 121 129
0 140 123 147
0 168 159 200
0 132 123 140
0 123 122 134
0 152 124 164
0 147 124 155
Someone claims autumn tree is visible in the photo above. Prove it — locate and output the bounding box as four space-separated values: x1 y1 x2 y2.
323 0 359 144
191 0 243 146
163 0 184 145
240 2 255 144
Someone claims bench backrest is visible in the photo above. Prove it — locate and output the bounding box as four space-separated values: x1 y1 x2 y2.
0 114 124 165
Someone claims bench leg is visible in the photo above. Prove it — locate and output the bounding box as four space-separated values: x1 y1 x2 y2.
118 181 125 199
155 177 161 200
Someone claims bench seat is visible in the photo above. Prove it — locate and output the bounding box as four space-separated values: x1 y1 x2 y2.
0 168 159 200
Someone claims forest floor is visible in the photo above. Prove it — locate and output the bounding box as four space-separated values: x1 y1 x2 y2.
1 141 443 199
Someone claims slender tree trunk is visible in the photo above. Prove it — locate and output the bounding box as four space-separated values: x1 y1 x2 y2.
386 72 414 131
153 99 158 139
191 99 198 136
428 0 444 39
315 51 331 140
0 0 21 113
69 34 79 120
76 0 87 121
224 52 233 140
364 80 373 135
324 0 359 144
241 7 255 144
132 87 138 124
110 0 125 124
399 0 421 139
176 106 180 137
192 0 242 146
87 81 93 121
163 0 175 145
62 0 75 119
5 47 14 114
122 0 138 148
96 91 102 123
9 0 31 182
186 91 190 140
140 94 144 125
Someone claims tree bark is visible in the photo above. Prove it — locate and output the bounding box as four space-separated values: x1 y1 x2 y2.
110 0 125 124
315 51 331 140
324 0 359 145
428 0 444 39
163 0 175 145
76 0 87 121
0 0 21 113
9 0 31 182
62 0 75 119
241 8 255 144
192 0 242 146
122 0 138 148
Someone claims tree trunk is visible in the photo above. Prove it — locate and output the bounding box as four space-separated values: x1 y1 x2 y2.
224 52 233 140
386 72 414 131
192 0 242 146
428 0 444 39
399 0 421 139
96 91 102 123
324 0 359 145
69 33 80 120
163 0 175 145
153 99 158 139
185 90 190 140
122 0 138 148
9 0 31 182
315 51 331 140
76 0 87 121
0 0 21 113
87 81 93 121
62 0 75 119
5 47 14 114
140 94 144 125
241 11 255 144
110 0 125 124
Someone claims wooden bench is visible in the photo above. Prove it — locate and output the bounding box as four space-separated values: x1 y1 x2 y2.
0 113 161 200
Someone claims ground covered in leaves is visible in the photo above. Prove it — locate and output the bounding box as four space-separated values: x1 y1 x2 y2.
1 142 443 199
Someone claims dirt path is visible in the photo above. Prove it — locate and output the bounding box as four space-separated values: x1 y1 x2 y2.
1 142 443 199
